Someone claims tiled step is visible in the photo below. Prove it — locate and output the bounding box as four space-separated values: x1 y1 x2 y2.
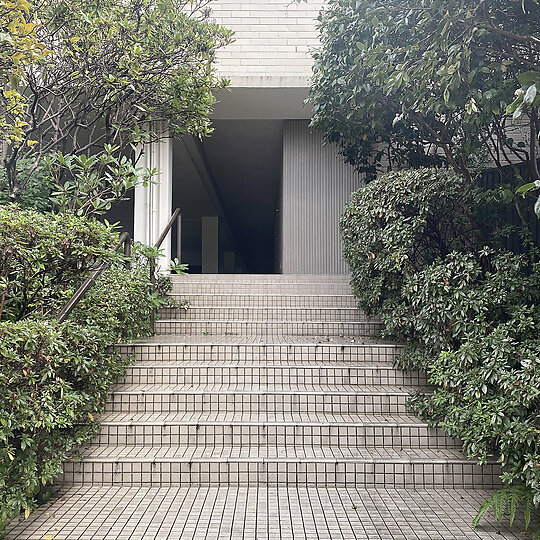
59 446 502 488
93 412 459 448
154 319 383 336
7 485 530 540
172 274 351 282
167 293 358 308
170 283 353 294
117 339 403 364
158 306 371 322
118 363 427 387
104 384 414 414
7 273 514 539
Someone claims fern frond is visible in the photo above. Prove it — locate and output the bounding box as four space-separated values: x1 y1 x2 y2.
473 485 535 530
508 487 519 526
473 493 498 529
492 487 508 522
525 494 532 530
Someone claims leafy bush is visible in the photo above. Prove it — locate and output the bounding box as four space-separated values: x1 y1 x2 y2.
0 160 53 212
341 168 487 319
0 204 119 321
0 320 129 527
341 168 540 522
0 206 162 533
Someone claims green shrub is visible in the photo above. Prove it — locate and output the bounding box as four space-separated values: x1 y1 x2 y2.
0 204 119 321
0 160 53 212
340 168 485 320
0 206 162 533
0 320 129 527
341 168 540 519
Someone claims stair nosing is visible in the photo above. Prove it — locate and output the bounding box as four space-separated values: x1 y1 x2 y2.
124 363 405 369
119 341 400 347
166 293 356 297
109 389 416 396
156 319 377 322
97 420 428 428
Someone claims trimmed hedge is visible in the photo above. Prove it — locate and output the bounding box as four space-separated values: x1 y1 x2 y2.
341 168 540 511
0 204 119 321
0 206 163 533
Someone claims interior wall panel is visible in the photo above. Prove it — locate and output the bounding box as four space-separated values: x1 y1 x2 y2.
281 120 363 274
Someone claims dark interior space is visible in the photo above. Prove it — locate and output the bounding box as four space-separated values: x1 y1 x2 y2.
173 120 283 274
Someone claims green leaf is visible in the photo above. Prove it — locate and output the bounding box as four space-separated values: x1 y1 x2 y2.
518 71 540 85
516 182 540 196
534 195 540 218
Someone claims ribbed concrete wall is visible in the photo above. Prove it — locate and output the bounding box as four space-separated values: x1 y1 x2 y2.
281 121 363 274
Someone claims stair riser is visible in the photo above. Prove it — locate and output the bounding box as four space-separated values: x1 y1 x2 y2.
59 461 502 489
158 307 370 322
104 394 411 414
118 344 403 365
170 285 352 295
172 275 351 283
92 424 459 449
154 321 382 336
119 366 427 387
168 294 358 308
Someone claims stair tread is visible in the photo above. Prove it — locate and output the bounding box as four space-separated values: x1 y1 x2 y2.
110 383 418 394
167 292 355 298
124 335 399 345
128 361 405 368
164 306 362 310
75 445 472 463
171 274 351 280
157 319 376 323
97 411 427 426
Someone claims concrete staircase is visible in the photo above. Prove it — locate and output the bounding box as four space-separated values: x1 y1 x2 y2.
9 274 521 540
63 274 502 490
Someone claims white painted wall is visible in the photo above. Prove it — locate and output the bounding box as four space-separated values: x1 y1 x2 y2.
134 135 173 272
211 0 325 87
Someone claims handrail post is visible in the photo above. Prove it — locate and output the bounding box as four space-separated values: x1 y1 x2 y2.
124 236 131 269
149 208 181 335
177 214 182 264
149 257 156 334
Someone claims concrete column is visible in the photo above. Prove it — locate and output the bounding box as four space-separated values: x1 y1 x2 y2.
134 133 173 273
202 216 219 274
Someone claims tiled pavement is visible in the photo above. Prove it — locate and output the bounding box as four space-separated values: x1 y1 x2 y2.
6 486 530 539
6 275 536 539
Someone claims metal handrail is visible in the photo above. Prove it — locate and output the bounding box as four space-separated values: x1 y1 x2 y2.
149 208 181 332
56 208 181 331
154 208 181 250
57 231 131 323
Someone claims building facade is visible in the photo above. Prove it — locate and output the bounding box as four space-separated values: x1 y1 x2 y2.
125 0 362 274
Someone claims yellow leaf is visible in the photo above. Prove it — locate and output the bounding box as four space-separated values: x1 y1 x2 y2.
24 507 30 519
43 536 55 540
7 451 14 461
88 412 94 422
27 139 38 147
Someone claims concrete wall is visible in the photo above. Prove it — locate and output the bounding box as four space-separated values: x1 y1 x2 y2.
281 121 363 274
211 0 325 87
